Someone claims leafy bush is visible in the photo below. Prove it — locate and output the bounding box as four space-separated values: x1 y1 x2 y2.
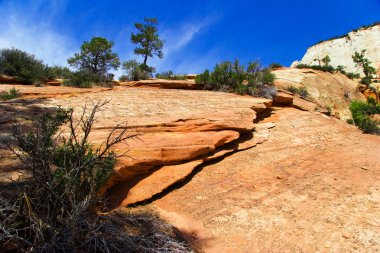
0 48 46 83
63 70 101 88
285 85 309 98
0 102 193 252
349 97 380 134
45 66 72 80
0 87 20 100
298 87 309 98
269 63 284 69
156 70 187 80
346 72 360 80
285 85 298 93
195 60 276 98
295 63 362 80
122 60 151 81
295 63 335 73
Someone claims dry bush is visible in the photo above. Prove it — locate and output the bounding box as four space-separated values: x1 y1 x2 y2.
0 101 194 253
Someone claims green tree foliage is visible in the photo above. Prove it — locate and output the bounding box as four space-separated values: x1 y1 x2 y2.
350 97 380 134
269 63 284 69
352 50 376 84
45 66 73 80
63 70 101 88
121 59 151 81
0 48 46 83
321 55 331 67
195 60 276 98
68 37 120 77
131 18 164 70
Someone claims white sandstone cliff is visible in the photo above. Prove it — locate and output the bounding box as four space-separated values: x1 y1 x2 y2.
294 24 380 75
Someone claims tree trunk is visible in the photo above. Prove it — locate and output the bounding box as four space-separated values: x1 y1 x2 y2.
143 54 148 65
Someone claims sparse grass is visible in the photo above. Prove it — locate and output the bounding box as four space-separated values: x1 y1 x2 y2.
0 87 20 100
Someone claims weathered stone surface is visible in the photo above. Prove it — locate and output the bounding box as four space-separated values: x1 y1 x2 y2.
273 91 293 106
0 87 271 198
273 68 365 120
118 121 276 206
151 107 380 252
295 24 380 76
122 79 198 89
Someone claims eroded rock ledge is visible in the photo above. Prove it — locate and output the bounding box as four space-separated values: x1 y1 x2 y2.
0 85 277 205
36 87 272 205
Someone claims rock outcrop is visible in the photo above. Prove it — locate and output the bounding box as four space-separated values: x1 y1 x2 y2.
0 86 272 205
295 24 380 75
122 79 197 89
273 68 365 120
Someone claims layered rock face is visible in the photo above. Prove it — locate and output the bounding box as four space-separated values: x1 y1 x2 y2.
295 24 380 75
0 85 272 205
273 68 365 120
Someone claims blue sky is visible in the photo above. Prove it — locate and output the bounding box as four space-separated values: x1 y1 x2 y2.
0 0 379 76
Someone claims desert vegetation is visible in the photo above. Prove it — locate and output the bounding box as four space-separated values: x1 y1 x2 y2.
352 49 377 85
0 101 194 252
0 17 166 86
0 87 20 100
65 37 120 87
285 85 309 98
296 50 377 86
349 97 380 134
156 70 187 80
195 60 276 98
295 59 360 80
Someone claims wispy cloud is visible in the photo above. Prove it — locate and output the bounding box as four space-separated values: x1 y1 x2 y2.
150 14 220 73
0 0 75 66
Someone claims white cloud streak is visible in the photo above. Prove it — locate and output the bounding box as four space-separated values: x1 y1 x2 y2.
0 0 75 66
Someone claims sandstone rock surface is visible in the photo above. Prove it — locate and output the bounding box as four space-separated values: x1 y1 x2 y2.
122 79 197 89
0 86 271 205
151 107 380 252
296 24 380 75
273 68 365 120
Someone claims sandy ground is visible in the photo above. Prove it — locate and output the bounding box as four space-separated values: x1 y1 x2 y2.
151 107 380 252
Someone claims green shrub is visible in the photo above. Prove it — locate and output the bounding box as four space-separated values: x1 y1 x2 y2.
360 76 372 85
346 72 360 80
269 63 284 69
0 102 193 252
119 74 129 82
195 60 276 98
298 87 309 98
285 85 298 93
285 85 309 98
296 63 335 73
63 71 101 88
295 63 362 81
349 98 380 134
0 87 20 100
122 60 151 81
156 70 187 80
0 48 46 83
45 66 72 80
